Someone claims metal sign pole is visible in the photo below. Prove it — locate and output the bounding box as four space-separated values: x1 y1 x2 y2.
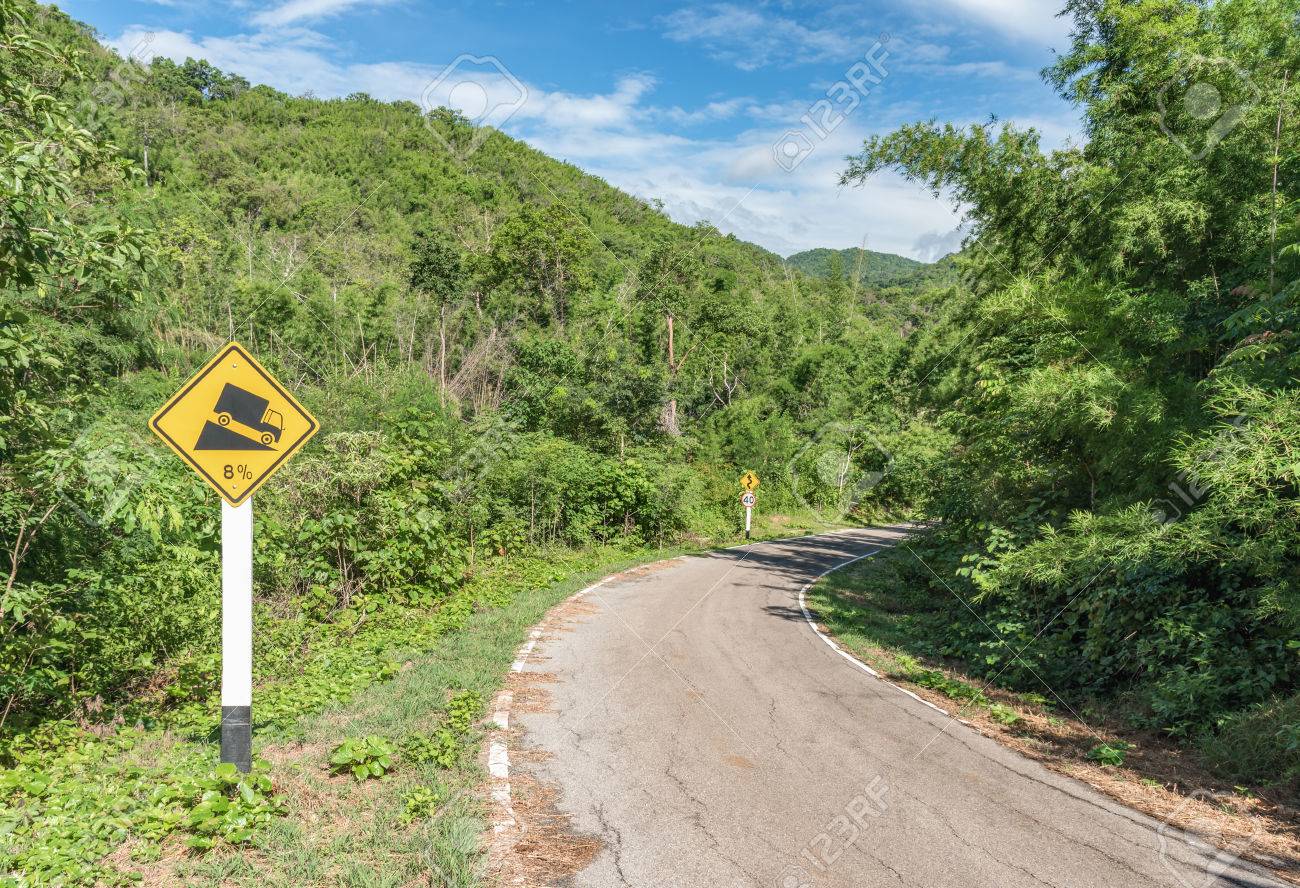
745 505 752 539
221 498 253 772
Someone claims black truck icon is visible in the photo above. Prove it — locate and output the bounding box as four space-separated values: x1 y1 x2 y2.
213 383 284 445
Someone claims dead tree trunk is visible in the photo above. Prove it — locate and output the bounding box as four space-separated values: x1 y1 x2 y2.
662 312 680 435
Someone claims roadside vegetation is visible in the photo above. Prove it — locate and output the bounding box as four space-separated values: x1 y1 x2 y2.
2 0 1299 883
808 554 1300 871
824 0 1300 807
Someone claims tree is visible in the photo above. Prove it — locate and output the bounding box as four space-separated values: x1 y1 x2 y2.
409 233 465 404
633 238 702 435
484 204 592 328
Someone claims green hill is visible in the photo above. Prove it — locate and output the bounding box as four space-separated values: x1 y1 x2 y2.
784 246 928 287
4 0 922 746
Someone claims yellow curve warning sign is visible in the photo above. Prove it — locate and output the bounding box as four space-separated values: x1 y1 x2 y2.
149 342 319 505
739 470 760 492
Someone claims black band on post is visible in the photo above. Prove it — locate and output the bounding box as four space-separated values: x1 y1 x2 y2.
221 705 252 773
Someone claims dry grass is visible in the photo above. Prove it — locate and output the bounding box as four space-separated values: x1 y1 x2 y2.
505 672 557 715
489 772 601 888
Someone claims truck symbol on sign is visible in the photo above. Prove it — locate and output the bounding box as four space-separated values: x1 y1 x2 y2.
215 384 283 444
194 384 283 451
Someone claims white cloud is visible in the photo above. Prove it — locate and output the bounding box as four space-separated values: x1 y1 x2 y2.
250 0 392 29
926 0 1072 47
107 21 1082 260
657 97 751 126
912 223 968 261
909 59 1038 80
660 4 858 70
516 74 655 129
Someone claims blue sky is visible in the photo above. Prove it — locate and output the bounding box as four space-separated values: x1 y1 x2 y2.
66 0 1081 259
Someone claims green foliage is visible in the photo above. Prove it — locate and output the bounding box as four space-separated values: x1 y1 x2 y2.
402 689 482 769
0 723 283 884
784 246 927 288
329 736 396 781
1087 742 1135 768
837 0 1300 783
896 654 990 706
0 0 935 743
403 729 461 769
399 785 444 824
443 690 482 735
181 762 282 849
1199 694 1300 785
987 703 1022 726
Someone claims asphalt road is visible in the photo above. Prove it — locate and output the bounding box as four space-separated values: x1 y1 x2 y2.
512 527 1285 888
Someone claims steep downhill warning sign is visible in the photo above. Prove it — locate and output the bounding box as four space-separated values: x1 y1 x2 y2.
150 342 318 505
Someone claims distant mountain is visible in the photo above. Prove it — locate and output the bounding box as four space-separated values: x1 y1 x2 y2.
784 247 927 288
888 252 963 290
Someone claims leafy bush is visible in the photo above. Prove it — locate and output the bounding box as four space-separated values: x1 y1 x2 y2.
329 736 396 780
987 703 1022 726
400 785 444 824
1199 694 1300 787
181 762 283 849
403 730 461 769
1087 742 1134 768
0 724 283 883
443 690 482 734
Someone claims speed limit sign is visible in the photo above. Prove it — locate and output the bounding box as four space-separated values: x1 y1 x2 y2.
740 491 756 507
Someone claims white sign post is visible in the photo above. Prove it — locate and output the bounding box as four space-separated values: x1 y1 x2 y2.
740 491 756 540
221 499 254 771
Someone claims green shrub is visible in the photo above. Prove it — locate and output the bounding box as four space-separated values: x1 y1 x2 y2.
182 762 284 849
987 703 1022 726
1199 695 1300 786
444 690 482 734
403 729 460 769
1087 742 1134 767
329 736 396 780
0 725 284 883
400 785 444 823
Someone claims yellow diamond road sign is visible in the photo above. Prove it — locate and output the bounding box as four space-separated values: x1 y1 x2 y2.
149 342 319 505
740 471 759 491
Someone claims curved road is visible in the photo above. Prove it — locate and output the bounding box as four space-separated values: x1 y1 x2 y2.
510 528 1284 888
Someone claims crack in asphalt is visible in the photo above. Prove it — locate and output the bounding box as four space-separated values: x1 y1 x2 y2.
593 803 631 887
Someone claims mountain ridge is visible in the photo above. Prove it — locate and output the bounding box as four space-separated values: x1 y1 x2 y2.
784 246 925 287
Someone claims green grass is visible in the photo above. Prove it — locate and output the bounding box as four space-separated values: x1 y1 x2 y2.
177 537 787 886
806 555 1041 723
0 546 660 887
806 555 951 673
2 517 849 888
1198 694 1300 786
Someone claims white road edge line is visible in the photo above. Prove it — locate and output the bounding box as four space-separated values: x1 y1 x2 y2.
490 573 616 833
492 535 832 831
797 548 951 716
491 531 945 836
